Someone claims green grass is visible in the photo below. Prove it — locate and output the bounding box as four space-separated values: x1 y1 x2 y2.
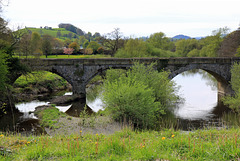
16 54 111 59
26 28 77 41
39 54 111 59
1 128 240 160
14 71 67 88
34 105 66 128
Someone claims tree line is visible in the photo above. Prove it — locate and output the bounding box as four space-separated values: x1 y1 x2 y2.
15 26 237 59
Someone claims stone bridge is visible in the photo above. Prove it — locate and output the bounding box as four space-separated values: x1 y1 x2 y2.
20 57 240 99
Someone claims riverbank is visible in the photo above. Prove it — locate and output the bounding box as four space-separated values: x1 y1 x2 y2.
33 105 123 136
1 127 240 160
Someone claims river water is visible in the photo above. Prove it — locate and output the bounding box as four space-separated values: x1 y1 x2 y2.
1 69 235 133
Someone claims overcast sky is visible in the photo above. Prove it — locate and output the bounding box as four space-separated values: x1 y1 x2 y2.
2 0 240 37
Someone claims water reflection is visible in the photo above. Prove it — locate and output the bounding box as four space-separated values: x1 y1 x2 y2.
172 69 220 120
65 100 93 117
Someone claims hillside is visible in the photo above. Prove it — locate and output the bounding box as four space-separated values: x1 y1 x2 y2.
218 29 240 57
25 27 79 41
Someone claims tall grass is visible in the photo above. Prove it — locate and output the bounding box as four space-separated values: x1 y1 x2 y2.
1 127 240 160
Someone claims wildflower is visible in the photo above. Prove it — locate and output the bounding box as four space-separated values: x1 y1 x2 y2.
172 135 175 138
95 142 98 145
162 137 166 140
80 130 82 133
27 141 31 144
96 133 98 136
0 134 4 137
142 145 145 148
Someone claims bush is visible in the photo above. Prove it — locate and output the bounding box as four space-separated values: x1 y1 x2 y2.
102 62 179 129
222 62 240 113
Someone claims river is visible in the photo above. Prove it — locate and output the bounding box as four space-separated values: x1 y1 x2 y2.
0 69 235 133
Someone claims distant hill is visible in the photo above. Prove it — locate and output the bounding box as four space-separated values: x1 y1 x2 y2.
172 35 204 40
172 35 191 40
24 27 80 41
58 23 85 36
217 29 240 57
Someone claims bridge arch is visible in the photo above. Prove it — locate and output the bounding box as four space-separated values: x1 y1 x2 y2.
13 70 72 94
167 64 233 97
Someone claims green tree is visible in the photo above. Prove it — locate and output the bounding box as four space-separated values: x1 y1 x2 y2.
18 33 32 58
222 62 240 113
175 39 199 57
69 42 80 53
83 40 89 49
98 28 124 56
64 39 72 48
31 32 42 54
198 27 228 57
0 52 7 92
102 62 179 129
85 32 92 42
86 41 101 53
187 49 200 57
79 36 87 47
42 34 53 58
236 45 240 56
147 32 174 51
115 38 150 58
52 38 64 55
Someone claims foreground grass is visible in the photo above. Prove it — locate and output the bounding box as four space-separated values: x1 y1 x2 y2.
1 128 240 160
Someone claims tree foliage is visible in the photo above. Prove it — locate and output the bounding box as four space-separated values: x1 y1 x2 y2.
63 48 74 57
147 32 174 51
175 39 199 57
222 62 240 113
98 28 124 56
115 39 150 58
42 34 53 58
102 62 179 129
58 23 85 36
0 52 7 92
86 41 101 53
68 42 79 53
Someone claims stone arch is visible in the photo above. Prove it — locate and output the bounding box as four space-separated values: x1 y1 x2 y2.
13 69 73 94
167 64 233 97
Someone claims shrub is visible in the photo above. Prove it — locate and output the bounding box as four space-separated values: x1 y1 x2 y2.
222 62 240 113
102 62 179 129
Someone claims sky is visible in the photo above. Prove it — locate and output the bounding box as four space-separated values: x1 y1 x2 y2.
2 0 240 37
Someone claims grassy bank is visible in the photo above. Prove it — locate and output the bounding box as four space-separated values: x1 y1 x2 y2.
1 128 240 160
13 71 70 102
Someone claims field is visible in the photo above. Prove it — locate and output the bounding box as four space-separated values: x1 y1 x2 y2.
1 128 240 160
39 54 111 59
25 28 77 41
16 54 111 59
